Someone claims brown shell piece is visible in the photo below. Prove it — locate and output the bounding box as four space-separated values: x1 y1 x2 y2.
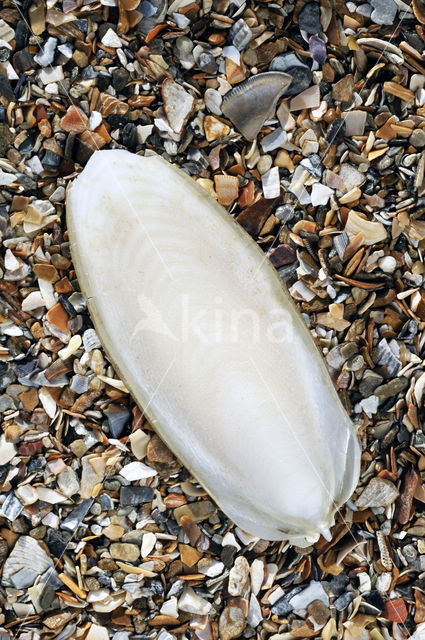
120 0 140 9
236 197 280 237
415 590 425 623
60 105 88 134
127 9 142 29
413 0 425 24
221 72 292 141
46 303 70 332
99 93 129 117
214 174 239 206
383 598 408 623
395 467 418 524
118 0 142 34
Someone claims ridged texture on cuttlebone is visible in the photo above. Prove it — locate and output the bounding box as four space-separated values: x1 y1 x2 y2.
67 150 360 545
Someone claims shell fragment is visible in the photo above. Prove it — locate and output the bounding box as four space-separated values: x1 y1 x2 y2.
221 72 292 140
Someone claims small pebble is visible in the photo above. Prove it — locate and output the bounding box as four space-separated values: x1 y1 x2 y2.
370 0 397 25
378 255 397 273
219 598 247 640
410 128 425 148
178 587 211 615
298 2 321 34
228 556 249 596
110 543 140 562
101 28 122 48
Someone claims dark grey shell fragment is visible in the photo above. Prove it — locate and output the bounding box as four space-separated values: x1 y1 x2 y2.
376 338 401 377
221 72 292 141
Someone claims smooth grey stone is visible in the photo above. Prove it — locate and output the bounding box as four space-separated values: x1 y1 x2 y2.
41 568 63 589
357 3 373 16
359 370 383 397
100 493 114 510
0 74 14 101
282 67 313 96
138 0 167 34
270 52 307 72
45 529 69 557
271 586 304 616
0 394 16 412
60 499 94 531
199 51 217 74
326 343 358 371
104 479 125 491
104 405 131 438
328 573 349 596
121 529 145 544
309 35 327 64
120 485 154 505
141 0 157 17
410 128 425 148
334 592 355 611
70 374 89 394
12 48 34 73
402 544 417 563
370 0 397 25
345 354 365 372
374 376 408 403
298 2 321 34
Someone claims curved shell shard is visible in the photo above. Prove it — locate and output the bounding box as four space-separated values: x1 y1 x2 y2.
67 149 360 546
2 535 54 588
221 72 293 140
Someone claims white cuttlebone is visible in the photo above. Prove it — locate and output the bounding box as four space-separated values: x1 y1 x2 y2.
66 150 360 546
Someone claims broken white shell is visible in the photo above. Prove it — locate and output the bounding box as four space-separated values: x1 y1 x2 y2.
162 78 195 134
67 150 360 546
344 210 387 245
2 535 54 587
358 38 404 65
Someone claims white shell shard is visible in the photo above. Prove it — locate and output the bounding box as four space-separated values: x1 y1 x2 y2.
67 149 360 546
2 535 54 587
